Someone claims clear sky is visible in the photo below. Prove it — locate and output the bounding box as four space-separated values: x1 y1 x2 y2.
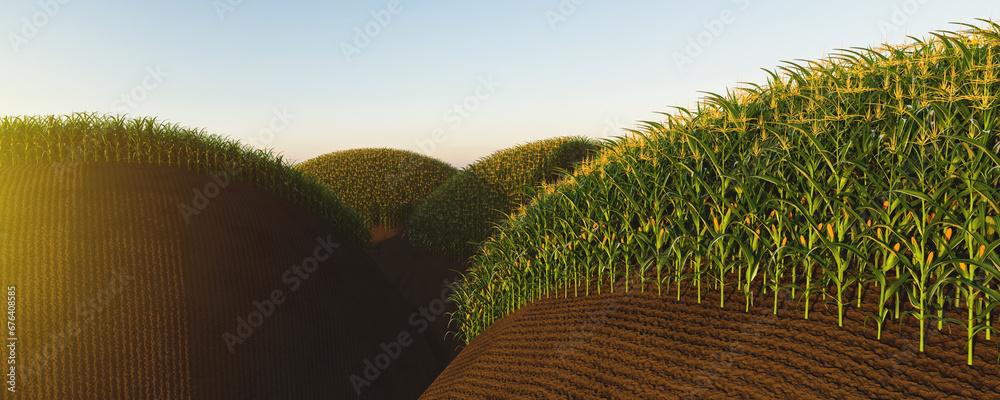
1 1 996 168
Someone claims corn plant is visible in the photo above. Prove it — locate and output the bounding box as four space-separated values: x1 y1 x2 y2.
407 136 599 259
449 21 1000 367
297 148 457 230
0 112 372 249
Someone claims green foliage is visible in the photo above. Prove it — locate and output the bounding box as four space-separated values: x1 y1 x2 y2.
296 148 457 230
452 20 1000 366
0 112 372 250
406 136 601 260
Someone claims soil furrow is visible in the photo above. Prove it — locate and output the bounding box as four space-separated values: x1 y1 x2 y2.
421 282 1000 399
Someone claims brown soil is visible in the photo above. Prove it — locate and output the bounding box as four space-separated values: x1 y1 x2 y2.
369 229 468 370
421 277 1000 399
0 162 439 399
372 225 404 244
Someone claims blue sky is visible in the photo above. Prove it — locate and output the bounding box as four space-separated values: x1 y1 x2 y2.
1 1 996 168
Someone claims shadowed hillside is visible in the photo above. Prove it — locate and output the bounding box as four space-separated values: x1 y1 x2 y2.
0 162 438 399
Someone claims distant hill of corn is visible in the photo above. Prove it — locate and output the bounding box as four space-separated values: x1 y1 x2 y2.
296 148 457 231
0 113 371 249
452 20 1000 366
406 136 601 260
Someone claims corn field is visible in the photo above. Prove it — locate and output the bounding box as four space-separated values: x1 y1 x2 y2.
0 113 371 249
451 20 1000 366
295 148 457 230
406 136 600 260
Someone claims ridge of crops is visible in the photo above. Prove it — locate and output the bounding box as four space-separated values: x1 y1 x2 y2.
406 136 601 260
295 148 457 231
0 112 371 249
450 20 1000 366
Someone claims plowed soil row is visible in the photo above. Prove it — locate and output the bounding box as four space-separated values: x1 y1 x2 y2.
421 278 1000 399
370 230 466 369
